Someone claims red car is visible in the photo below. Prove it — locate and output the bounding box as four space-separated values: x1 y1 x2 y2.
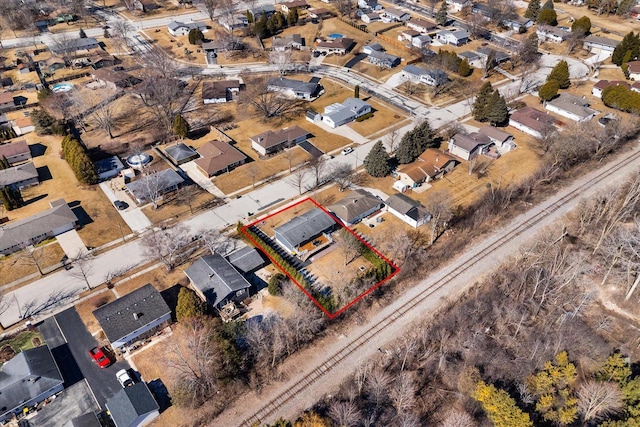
89 347 111 368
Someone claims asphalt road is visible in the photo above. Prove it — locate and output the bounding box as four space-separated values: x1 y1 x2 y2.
41 308 130 409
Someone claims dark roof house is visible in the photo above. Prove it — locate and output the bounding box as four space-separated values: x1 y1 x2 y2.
185 254 252 309
275 208 336 253
105 382 159 427
0 139 31 165
194 140 247 177
202 80 240 104
250 126 310 156
125 169 185 204
0 162 38 189
385 193 431 228
448 132 491 161
227 246 265 274
93 284 172 350
0 346 64 423
267 77 324 100
164 143 199 165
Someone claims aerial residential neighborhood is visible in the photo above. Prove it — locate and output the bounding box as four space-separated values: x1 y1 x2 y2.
0 0 639 425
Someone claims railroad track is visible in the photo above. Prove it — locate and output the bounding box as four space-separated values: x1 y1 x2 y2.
240 146 640 426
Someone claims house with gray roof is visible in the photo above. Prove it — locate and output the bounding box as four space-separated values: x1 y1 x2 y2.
93 284 171 350
403 65 448 87
545 93 598 123
385 193 431 228
275 208 337 254
106 382 159 427
267 77 324 100
583 35 619 53
95 155 125 181
0 199 77 255
0 162 38 190
0 139 31 165
164 143 199 165
327 189 383 225
64 413 102 427
475 47 510 64
0 346 64 423
167 21 206 36
50 37 99 54
478 125 515 151
448 132 491 160
273 34 304 51
322 98 371 128
435 29 469 46
227 246 265 274
250 126 310 156
536 26 570 43
125 169 185 205
367 50 401 69
249 4 276 20
185 254 252 309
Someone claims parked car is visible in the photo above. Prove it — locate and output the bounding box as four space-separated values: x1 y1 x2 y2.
342 147 354 155
88 347 111 368
114 200 128 210
116 369 134 387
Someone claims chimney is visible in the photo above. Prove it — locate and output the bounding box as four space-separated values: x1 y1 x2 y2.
133 312 139 320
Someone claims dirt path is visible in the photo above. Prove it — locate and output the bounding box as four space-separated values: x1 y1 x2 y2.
210 143 640 426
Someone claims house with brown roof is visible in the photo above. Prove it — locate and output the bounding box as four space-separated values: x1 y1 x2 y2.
406 18 437 34
395 149 457 188
509 107 560 138
0 93 15 110
309 8 332 19
315 38 355 55
202 80 240 104
250 126 310 156
91 68 139 90
0 139 31 165
89 50 116 69
627 61 640 81
448 132 491 161
592 80 630 98
194 140 247 177
280 0 309 14
11 117 34 136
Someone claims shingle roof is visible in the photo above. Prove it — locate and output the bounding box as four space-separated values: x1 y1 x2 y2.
478 125 513 143
275 207 336 248
510 107 559 132
93 284 171 344
0 346 63 420
185 254 252 307
0 199 77 253
398 149 457 182
316 37 355 50
584 35 620 48
0 139 29 160
202 80 240 101
165 143 198 163
327 189 382 224
450 132 491 152
0 162 37 187
250 126 310 150
0 92 14 104
65 413 101 427
194 140 246 176
546 93 598 119
106 382 159 427
267 77 320 95
593 80 630 91
407 18 437 31
227 246 265 274
125 169 184 201
627 61 640 73
384 7 407 17
385 193 430 222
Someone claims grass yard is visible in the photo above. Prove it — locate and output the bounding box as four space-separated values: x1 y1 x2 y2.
262 22 322 50
348 98 408 137
141 186 221 225
114 266 187 298
0 242 65 286
255 199 320 232
596 67 627 81
76 292 116 335
0 330 44 362
261 294 296 318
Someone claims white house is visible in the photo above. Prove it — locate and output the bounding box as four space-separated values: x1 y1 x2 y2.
536 26 570 43
478 126 515 151
322 98 371 128
583 35 619 53
509 107 559 139
367 51 401 68
362 42 384 55
219 13 249 31
627 61 640 80
361 12 381 23
446 0 472 12
448 132 491 161
435 29 469 46
383 7 410 22
385 193 431 228
406 18 437 34
544 93 598 123
592 80 629 98
167 21 206 36
403 65 448 86
267 77 324 100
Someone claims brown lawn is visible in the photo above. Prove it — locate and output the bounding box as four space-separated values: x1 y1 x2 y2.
76 291 117 335
348 98 408 137
141 186 220 225
144 27 207 65
305 240 374 294
119 0 197 21
596 68 627 81
114 266 188 298
9 133 132 249
256 199 320 233
262 22 322 50
0 242 65 286
261 294 296 318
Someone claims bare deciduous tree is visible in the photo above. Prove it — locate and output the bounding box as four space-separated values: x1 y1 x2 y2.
441 409 476 427
424 189 452 245
142 223 193 270
308 156 328 188
245 163 260 188
390 372 417 413
577 381 623 423
288 166 308 195
269 50 293 77
385 127 401 154
337 229 362 266
200 0 219 19
330 162 356 192
198 228 234 255
69 251 94 289
238 75 307 120
110 20 134 53
135 76 186 137
365 366 392 406
328 401 362 427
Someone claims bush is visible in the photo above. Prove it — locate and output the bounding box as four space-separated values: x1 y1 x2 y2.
176 287 208 321
188 28 204 45
602 84 640 113
268 273 286 295
355 112 373 122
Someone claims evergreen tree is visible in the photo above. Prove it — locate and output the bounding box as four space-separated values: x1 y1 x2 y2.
354 85 360 99
622 50 633 79
520 33 539 65
472 81 494 122
176 287 208 321
31 108 55 135
255 14 269 38
79 28 87 38
486 90 509 126
287 8 298 26
539 80 559 102
436 1 448 26
173 114 190 138
542 0 554 10
473 381 533 427
612 32 640 66
396 120 436 164
7 187 23 209
37 87 52 102
364 141 391 177
525 0 541 20
0 156 10 170
527 351 579 426
458 58 471 77
268 273 286 296
547 60 570 89
617 0 636 16
571 16 591 35
246 9 253 23
0 188 10 211
538 8 557 25
597 353 632 385
188 28 204 45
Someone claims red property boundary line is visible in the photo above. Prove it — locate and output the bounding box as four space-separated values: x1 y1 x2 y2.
241 197 400 319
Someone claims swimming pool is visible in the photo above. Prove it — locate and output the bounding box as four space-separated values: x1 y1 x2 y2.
328 33 344 39
51 83 74 93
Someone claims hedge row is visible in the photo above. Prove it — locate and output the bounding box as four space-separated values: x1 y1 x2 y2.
361 245 394 282
61 135 98 185
355 112 374 122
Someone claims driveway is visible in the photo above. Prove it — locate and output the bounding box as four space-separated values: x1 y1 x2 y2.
55 230 88 259
298 141 324 157
30 380 100 427
180 161 227 198
344 53 367 69
316 121 369 145
46 308 130 409
98 182 151 233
